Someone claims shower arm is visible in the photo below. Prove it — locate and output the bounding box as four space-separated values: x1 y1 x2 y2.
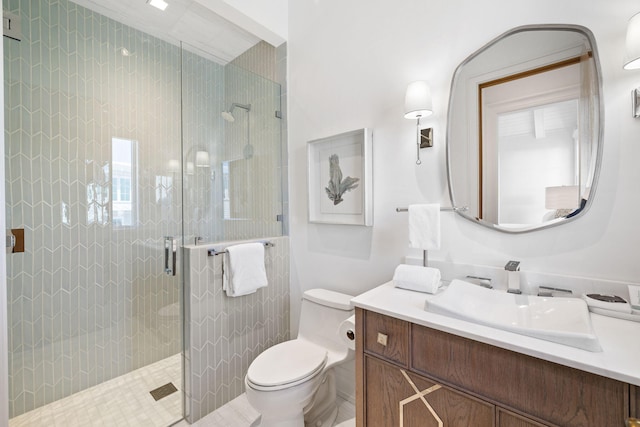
230 103 251 112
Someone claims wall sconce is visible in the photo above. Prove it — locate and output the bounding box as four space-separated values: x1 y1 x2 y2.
633 88 640 118
624 12 640 70
624 12 640 117
404 81 433 165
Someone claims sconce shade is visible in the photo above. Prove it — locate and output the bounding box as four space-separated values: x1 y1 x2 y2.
404 81 433 119
545 185 579 210
196 150 210 167
624 12 640 69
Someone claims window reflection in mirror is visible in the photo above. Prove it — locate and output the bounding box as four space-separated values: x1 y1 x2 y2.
480 58 582 226
447 25 602 233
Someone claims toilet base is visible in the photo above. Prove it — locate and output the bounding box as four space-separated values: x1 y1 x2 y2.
250 414 304 427
304 370 338 427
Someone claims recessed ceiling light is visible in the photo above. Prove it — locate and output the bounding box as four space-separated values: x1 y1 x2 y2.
147 0 168 11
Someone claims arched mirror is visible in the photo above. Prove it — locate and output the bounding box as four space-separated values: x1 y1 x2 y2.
446 25 603 233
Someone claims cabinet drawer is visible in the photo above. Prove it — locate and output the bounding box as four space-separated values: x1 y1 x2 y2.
364 310 409 366
411 323 628 426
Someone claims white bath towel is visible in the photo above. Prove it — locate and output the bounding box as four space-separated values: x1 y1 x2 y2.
408 204 441 250
223 243 268 297
393 264 441 294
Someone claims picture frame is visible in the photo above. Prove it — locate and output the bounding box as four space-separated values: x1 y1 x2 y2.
307 128 373 226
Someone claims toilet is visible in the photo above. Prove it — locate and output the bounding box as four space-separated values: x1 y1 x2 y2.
245 288 355 427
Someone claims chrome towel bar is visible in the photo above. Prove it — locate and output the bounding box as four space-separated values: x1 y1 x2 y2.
395 206 468 212
208 241 275 257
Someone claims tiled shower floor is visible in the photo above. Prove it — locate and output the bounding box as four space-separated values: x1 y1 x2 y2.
9 354 182 427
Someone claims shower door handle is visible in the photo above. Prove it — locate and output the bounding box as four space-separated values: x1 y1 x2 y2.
164 236 177 276
6 230 16 254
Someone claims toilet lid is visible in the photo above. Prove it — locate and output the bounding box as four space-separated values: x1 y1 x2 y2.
247 340 327 388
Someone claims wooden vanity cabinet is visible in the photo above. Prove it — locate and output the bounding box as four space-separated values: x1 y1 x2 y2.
632 385 640 419
356 307 631 427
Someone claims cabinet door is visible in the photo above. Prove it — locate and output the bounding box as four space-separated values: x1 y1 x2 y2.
497 408 550 427
364 355 494 427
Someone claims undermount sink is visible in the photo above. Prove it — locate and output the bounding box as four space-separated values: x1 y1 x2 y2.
424 279 602 352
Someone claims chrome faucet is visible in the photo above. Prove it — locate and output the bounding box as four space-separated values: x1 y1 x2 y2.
505 261 521 294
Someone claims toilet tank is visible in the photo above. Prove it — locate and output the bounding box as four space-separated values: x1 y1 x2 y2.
298 289 354 353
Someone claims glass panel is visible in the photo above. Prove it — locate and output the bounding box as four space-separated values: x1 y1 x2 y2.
4 0 182 422
181 47 283 244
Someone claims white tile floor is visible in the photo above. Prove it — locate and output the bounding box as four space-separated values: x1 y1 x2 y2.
8 351 356 427
9 354 183 427
179 393 355 427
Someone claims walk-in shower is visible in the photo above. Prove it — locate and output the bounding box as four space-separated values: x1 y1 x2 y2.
222 102 254 160
3 0 286 425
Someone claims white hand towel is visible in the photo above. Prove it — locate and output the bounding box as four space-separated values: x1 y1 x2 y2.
393 264 441 294
223 243 268 297
408 204 441 250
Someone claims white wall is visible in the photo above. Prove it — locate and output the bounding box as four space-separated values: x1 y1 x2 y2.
288 0 640 331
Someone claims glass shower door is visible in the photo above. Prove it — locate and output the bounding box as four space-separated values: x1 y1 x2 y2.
4 0 183 423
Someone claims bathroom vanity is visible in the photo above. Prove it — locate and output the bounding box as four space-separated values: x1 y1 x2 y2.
352 282 640 427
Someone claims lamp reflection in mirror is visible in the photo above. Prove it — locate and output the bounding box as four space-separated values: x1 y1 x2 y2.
167 159 180 173
196 150 210 168
545 185 579 218
404 81 433 165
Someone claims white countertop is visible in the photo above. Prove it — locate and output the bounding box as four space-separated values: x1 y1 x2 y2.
351 281 640 387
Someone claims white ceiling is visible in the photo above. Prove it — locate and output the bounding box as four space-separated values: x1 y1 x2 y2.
70 0 262 64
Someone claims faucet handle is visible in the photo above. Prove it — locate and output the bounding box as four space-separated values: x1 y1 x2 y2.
505 260 521 271
465 275 493 289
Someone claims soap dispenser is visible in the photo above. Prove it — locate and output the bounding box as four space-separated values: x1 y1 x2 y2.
505 260 521 294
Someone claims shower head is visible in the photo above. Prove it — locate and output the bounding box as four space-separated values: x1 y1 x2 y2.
221 111 235 122
221 102 251 122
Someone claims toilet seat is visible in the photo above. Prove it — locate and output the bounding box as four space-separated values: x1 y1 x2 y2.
246 340 327 391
